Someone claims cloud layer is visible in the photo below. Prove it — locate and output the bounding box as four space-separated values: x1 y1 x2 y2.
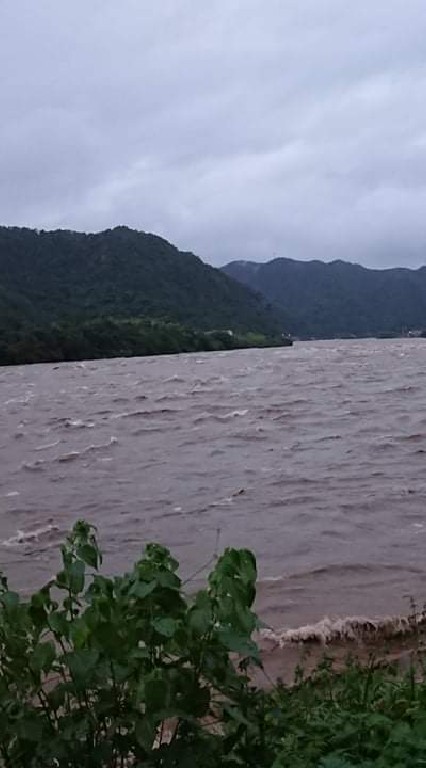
2 0 426 267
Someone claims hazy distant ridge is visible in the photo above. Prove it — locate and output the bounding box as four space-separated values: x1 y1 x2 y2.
223 257 426 337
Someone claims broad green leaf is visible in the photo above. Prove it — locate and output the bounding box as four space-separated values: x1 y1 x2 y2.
156 570 181 590
66 649 99 682
77 543 99 569
188 605 213 635
30 641 56 673
1 590 20 609
216 628 259 659
54 569 68 589
69 618 90 648
130 579 157 599
152 617 179 638
130 646 150 661
69 559 85 594
48 610 69 638
222 703 250 726
46 682 67 710
31 587 52 609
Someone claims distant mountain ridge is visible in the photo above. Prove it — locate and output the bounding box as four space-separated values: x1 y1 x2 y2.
223 257 426 338
0 226 287 336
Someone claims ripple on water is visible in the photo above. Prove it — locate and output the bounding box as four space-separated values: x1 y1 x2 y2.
1 339 426 633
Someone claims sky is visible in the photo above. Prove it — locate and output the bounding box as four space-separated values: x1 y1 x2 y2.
1 1 426 268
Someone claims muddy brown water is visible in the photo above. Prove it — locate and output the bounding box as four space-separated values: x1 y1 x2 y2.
1 339 426 651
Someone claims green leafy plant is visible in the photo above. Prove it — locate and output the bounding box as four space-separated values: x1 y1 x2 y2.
2 521 426 767
0 521 262 766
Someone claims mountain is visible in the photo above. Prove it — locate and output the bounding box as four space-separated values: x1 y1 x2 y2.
0 226 286 336
222 257 426 338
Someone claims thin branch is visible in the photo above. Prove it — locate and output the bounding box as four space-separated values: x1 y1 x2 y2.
183 528 221 586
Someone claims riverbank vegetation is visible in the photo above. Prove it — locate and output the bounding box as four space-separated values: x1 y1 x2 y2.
0 317 291 366
0 226 288 337
0 522 425 766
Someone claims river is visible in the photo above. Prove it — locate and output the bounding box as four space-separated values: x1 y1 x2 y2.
1 339 426 643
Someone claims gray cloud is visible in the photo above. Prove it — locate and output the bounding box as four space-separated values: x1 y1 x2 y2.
1 0 426 267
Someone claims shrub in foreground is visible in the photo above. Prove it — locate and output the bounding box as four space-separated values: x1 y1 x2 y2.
1 522 426 766
0 521 262 766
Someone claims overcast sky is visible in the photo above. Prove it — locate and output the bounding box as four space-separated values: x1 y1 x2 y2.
1 1 426 267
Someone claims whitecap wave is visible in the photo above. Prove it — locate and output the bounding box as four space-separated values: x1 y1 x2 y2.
112 409 179 419
194 409 248 424
35 440 60 451
261 613 426 646
56 437 117 462
64 419 95 429
2 523 60 547
22 459 47 471
217 409 248 420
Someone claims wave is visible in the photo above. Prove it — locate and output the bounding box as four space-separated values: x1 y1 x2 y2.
261 613 426 646
112 409 180 420
275 562 425 581
56 437 117 462
1 523 60 547
316 434 342 443
131 426 181 436
193 410 248 424
384 385 420 395
50 417 95 429
22 458 46 471
154 393 187 402
23 438 117 469
35 440 60 451
64 418 95 429
208 489 246 507
395 433 425 443
164 375 185 383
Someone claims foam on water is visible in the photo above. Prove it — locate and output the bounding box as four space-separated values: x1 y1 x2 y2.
64 418 95 429
23 437 117 468
1 523 60 547
193 409 248 424
112 409 180 419
261 613 426 646
56 437 117 462
164 374 185 383
22 459 47 471
36 440 60 451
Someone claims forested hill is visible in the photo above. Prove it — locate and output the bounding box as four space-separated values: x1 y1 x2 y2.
0 226 286 335
223 257 426 338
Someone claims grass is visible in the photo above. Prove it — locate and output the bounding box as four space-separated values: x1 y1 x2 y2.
257 654 426 766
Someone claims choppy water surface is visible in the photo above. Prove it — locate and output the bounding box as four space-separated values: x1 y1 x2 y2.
1 339 426 634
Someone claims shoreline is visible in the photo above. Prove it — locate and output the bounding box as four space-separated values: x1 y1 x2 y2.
254 610 426 686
